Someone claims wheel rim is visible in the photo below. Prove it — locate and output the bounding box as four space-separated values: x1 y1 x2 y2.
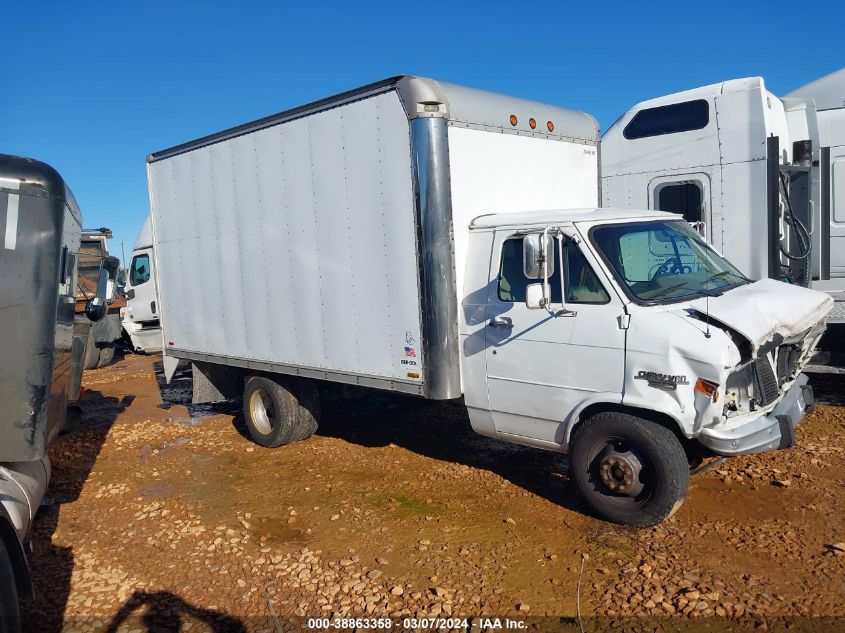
586 436 655 510
249 388 275 435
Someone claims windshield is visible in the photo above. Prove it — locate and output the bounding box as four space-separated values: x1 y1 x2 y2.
591 220 749 303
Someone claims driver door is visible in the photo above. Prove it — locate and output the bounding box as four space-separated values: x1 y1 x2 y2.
484 230 626 446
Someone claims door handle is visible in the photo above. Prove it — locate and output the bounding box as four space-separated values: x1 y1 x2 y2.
488 316 513 328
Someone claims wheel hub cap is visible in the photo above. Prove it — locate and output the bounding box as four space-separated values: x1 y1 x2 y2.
249 388 275 435
598 446 645 497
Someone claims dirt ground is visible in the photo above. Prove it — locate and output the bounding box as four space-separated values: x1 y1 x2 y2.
21 352 845 632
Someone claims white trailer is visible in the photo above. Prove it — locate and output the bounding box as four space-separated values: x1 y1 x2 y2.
149 76 830 526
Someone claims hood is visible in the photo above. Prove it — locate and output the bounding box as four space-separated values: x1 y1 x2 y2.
688 279 832 351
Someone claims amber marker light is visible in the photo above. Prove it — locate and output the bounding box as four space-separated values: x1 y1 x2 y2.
529 118 537 129
509 114 518 126
695 378 720 402
547 120 555 132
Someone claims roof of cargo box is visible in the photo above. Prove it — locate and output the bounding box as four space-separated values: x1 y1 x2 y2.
0 153 82 224
469 207 675 229
149 75 599 162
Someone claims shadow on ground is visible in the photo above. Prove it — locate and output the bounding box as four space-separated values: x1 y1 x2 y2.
22 355 249 633
314 389 592 520
102 590 247 633
21 388 133 632
809 373 845 405
156 358 845 529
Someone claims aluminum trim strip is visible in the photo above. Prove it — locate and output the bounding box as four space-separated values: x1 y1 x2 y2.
168 349 426 396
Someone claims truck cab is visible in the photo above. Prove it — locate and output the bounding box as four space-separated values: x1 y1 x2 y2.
601 76 845 373
74 229 124 371
121 214 161 353
0 154 112 628
602 77 819 285
462 208 830 525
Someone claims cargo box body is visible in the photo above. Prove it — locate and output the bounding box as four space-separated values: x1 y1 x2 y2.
148 76 599 398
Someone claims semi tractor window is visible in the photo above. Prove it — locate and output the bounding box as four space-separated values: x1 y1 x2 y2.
130 254 151 286
656 182 703 224
623 100 709 140
498 237 608 304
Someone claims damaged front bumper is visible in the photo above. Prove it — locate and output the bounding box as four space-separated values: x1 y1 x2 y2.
697 374 814 456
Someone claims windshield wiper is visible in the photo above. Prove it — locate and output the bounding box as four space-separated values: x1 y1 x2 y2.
646 282 689 300
705 270 750 286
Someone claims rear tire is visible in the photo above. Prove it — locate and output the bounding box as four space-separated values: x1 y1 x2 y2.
82 328 99 370
96 344 115 368
243 376 298 448
291 381 321 441
570 412 689 527
0 538 21 633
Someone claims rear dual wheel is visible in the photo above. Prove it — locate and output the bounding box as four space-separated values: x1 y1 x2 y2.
243 376 321 448
570 412 689 527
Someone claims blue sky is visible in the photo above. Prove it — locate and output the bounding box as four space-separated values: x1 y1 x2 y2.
2 1 843 259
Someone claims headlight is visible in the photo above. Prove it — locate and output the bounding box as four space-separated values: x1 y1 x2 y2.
695 378 720 402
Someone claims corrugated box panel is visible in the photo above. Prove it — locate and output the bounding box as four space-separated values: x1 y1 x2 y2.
150 91 424 382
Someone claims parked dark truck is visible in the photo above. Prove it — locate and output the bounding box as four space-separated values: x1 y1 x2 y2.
0 154 112 631
75 228 124 370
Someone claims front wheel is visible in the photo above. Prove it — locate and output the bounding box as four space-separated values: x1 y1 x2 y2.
570 412 689 527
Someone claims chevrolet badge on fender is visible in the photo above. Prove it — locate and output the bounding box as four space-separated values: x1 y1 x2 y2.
635 370 690 390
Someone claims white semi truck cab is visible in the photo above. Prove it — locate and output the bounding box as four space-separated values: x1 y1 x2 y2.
147 76 830 526
601 75 845 374
121 214 162 353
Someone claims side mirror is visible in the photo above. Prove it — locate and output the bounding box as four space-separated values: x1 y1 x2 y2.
525 283 544 309
85 297 108 322
85 268 110 322
523 233 554 279
102 256 120 303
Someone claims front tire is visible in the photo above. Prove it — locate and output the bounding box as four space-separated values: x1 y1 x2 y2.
0 538 21 633
570 412 689 527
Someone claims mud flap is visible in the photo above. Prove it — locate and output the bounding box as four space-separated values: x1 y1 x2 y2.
163 353 180 384
776 415 796 450
801 383 816 415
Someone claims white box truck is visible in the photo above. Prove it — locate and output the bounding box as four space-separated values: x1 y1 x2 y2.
148 76 831 526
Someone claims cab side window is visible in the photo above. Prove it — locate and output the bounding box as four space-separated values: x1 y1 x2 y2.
497 236 609 305
130 254 151 286
564 242 610 304
498 237 562 303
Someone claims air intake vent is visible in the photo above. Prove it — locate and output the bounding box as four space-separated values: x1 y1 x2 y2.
754 357 779 406
776 344 801 383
